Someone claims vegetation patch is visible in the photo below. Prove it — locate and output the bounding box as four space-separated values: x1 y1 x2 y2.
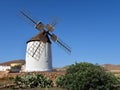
56 62 120 90
13 73 53 89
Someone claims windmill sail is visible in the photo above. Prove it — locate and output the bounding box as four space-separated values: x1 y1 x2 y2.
49 33 71 54
20 10 37 24
20 10 44 31
27 41 45 60
56 38 71 54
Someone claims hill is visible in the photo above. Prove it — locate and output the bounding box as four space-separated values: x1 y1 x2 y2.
102 64 120 72
0 59 25 66
102 64 120 70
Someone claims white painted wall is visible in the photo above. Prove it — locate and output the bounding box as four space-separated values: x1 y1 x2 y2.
0 66 11 71
25 41 52 72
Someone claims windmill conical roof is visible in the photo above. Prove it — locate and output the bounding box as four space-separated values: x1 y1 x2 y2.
26 31 51 44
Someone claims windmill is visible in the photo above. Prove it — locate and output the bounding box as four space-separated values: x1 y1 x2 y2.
20 11 71 72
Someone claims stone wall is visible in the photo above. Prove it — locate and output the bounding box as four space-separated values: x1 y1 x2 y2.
0 71 65 86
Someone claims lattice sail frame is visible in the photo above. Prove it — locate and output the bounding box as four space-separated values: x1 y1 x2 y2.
27 41 45 60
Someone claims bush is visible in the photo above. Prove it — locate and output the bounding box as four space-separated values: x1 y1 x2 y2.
14 73 53 88
56 62 120 90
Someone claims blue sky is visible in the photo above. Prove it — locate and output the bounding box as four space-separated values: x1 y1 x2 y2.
0 0 120 67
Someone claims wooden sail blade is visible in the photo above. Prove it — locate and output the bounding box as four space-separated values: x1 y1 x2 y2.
46 24 54 32
56 39 71 54
20 10 44 32
49 33 71 54
35 22 44 31
50 33 58 42
49 17 58 27
45 17 59 32
20 10 37 25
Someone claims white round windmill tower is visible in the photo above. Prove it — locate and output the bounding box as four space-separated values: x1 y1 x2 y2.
25 32 52 71
20 10 71 72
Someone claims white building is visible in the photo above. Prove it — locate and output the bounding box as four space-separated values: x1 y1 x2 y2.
25 32 52 72
0 65 11 71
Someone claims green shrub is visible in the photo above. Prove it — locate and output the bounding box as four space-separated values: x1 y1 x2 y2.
56 62 120 90
14 73 53 88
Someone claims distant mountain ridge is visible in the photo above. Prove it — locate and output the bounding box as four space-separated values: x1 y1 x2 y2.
0 59 25 66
